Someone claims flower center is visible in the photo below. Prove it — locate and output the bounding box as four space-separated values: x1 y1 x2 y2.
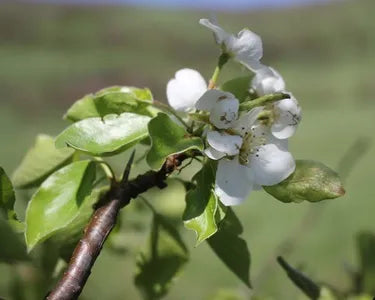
257 108 274 127
238 125 267 165
219 111 237 124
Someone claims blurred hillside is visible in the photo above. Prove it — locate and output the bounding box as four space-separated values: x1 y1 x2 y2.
0 0 374 112
0 1 375 299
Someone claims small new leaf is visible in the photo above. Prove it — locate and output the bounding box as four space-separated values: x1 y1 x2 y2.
208 209 251 287
56 112 151 156
135 213 188 300
146 113 203 170
264 160 345 203
13 134 74 189
277 256 321 300
220 76 253 103
25 160 96 251
64 86 155 122
356 231 375 294
183 161 223 245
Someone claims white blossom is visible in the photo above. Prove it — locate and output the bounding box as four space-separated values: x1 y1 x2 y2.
205 131 242 160
166 68 207 112
206 106 295 206
199 18 263 72
195 89 239 129
271 95 302 139
251 66 285 96
251 66 302 139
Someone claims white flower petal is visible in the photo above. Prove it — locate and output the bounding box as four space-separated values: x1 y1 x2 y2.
215 158 254 206
233 107 264 136
209 97 239 129
249 143 295 186
204 146 226 160
269 135 289 151
251 66 285 96
206 131 242 156
166 68 207 112
199 18 230 45
195 89 233 111
272 95 302 139
229 29 263 71
271 123 297 140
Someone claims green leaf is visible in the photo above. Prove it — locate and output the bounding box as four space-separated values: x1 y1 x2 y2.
208 209 251 287
277 256 321 300
0 167 23 230
135 213 188 300
116 86 153 101
0 217 28 263
64 86 155 122
54 186 109 261
55 112 151 156
356 231 375 294
263 160 345 203
220 76 253 103
25 160 96 251
146 113 203 170
183 161 223 245
12 134 74 189
185 192 218 245
0 167 16 218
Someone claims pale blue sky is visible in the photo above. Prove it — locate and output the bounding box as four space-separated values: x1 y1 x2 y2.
27 0 335 11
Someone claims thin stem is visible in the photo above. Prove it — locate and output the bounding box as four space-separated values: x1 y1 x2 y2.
239 92 290 111
93 158 116 180
208 65 221 89
139 196 157 214
208 53 230 89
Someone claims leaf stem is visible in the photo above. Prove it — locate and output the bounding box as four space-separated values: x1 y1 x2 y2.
139 196 157 214
93 158 116 180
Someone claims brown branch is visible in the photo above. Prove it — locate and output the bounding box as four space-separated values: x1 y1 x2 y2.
46 153 189 300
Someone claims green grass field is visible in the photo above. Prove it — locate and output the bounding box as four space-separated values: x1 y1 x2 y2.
0 0 375 299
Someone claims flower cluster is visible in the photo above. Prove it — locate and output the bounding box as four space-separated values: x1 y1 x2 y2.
166 19 301 206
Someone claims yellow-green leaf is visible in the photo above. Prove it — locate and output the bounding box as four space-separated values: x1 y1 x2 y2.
0 167 23 231
56 112 151 156
220 76 253 103
13 134 74 189
264 160 345 203
25 160 96 251
146 113 203 170
183 161 223 245
64 86 155 122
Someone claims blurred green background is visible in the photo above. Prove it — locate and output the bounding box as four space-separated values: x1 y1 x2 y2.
0 0 375 299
